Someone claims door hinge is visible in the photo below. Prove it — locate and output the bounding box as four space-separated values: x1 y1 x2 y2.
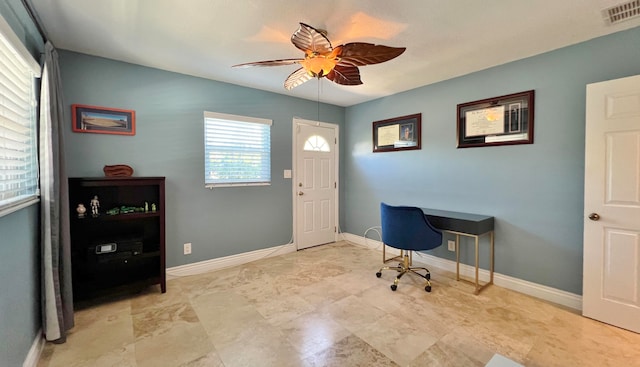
334 226 337 232
334 182 336 188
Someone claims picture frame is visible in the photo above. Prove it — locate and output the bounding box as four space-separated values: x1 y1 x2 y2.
456 90 534 148
71 104 136 136
373 113 421 153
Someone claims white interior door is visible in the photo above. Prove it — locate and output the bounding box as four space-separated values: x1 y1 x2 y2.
583 74 640 333
294 118 338 250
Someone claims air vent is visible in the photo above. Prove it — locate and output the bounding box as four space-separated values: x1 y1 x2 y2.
603 0 640 24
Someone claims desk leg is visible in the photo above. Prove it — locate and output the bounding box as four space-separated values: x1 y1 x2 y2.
490 231 494 284
474 234 480 294
448 230 493 295
383 244 403 264
455 234 460 281
383 243 386 263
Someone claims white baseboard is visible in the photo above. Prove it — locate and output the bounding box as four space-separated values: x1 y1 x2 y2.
166 242 297 278
23 329 44 367
342 232 582 311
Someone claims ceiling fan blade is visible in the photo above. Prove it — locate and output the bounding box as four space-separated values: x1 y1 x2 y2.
291 22 333 55
284 67 314 90
336 43 406 67
233 58 302 68
326 65 362 86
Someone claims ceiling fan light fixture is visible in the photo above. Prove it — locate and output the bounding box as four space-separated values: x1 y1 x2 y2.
300 54 339 77
233 22 406 90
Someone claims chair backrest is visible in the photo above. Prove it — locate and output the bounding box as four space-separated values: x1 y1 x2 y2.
380 202 443 251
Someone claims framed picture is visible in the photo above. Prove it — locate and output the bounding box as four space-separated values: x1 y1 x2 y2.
373 113 421 152
71 104 136 136
456 90 534 148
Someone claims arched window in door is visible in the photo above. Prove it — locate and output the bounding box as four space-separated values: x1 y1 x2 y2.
303 135 331 152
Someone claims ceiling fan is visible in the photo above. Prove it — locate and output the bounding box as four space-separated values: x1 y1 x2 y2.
233 22 406 90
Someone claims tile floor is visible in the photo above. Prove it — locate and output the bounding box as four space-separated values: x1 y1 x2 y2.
37 241 640 367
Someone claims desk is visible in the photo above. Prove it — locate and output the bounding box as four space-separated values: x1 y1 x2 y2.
422 208 494 294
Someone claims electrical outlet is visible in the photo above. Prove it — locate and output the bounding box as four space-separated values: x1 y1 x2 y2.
447 240 456 252
183 242 192 255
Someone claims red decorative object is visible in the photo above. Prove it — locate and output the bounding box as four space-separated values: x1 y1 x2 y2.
103 164 134 177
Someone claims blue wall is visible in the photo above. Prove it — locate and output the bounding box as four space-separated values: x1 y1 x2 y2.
58 51 346 267
343 26 640 294
0 1 44 365
0 206 41 367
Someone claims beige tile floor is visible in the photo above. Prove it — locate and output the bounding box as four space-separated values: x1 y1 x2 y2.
37 241 640 367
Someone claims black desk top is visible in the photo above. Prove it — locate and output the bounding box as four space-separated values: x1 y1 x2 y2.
422 208 494 235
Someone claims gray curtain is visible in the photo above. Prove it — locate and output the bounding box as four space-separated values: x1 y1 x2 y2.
40 41 73 343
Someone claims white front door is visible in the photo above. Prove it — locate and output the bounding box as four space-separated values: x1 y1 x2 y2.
583 74 640 333
294 118 338 250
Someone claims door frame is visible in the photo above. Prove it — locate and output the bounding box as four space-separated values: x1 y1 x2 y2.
292 117 340 250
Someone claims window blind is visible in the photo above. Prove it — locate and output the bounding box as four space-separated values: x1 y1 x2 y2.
204 111 272 188
0 15 40 216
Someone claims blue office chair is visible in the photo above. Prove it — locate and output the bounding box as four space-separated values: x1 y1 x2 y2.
376 202 443 292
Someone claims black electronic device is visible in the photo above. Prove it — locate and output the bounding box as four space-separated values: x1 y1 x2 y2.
87 235 143 263
95 242 117 254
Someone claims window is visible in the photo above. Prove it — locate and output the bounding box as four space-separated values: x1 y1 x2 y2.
303 135 331 152
0 15 40 217
204 111 272 188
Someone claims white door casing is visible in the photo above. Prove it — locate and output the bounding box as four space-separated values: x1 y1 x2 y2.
583 74 640 333
293 118 339 250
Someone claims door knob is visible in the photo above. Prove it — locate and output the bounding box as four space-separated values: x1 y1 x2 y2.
298 191 304 196
588 213 600 221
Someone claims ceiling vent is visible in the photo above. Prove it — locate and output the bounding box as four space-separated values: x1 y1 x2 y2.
603 0 640 24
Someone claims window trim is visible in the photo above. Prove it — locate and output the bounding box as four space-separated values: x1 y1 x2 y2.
0 13 41 218
0 196 39 217
0 15 40 75
204 111 272 188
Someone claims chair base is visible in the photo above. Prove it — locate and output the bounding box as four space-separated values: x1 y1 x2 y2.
376 253 433 292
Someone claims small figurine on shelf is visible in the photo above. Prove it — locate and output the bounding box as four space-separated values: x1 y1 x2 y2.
120 205 136 214
90 195 100 216
144 202 149 213
106 207 120 215
151 203 157 212
76 203 87 218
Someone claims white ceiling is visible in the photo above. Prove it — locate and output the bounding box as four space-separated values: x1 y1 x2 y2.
31 0 640 107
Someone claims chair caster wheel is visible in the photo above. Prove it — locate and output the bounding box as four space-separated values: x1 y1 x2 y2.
425 285 432 292
390 284 397 291
376 272 382 278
